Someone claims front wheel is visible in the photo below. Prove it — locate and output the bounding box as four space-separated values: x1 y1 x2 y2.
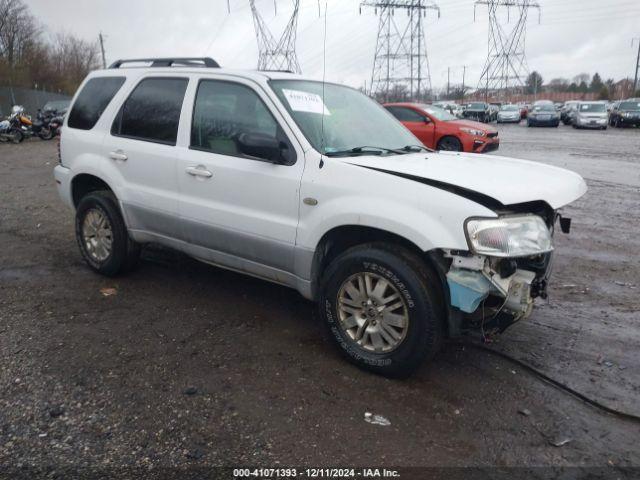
436 136 463 152
75 191 140 276
318 244 444 378
11 129 24 144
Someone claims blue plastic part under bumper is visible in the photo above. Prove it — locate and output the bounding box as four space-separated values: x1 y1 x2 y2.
446 269 494 313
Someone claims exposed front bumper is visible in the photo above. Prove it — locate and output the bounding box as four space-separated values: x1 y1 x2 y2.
575 117 607 128
528 116 559 126
472 136 500 153
619 116 640 126
497 115 521 123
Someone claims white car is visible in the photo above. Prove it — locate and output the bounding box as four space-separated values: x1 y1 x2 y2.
54 57 587 377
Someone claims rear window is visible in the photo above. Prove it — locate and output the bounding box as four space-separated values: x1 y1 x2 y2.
67 77 126 130
112 77 188 145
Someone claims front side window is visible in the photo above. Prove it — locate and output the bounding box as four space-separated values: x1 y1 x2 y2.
68 77 125 130
112 77 188 145
191 80 291 161
385 106 425 123
270 80 417 155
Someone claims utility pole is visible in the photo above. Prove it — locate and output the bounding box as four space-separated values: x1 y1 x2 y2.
461 65 467 101
99 32 107 69
633 38 640 94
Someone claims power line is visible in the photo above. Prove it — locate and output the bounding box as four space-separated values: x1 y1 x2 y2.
360 0 440 102
475 0 541 101
248 0 302 73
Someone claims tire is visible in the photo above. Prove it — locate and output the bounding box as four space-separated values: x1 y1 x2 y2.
436 136 463 152
39 128 53 141
318 243 444 378
75 190 140 277
11 129 23 144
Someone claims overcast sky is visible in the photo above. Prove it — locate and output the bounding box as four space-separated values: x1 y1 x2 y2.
27 0 640 91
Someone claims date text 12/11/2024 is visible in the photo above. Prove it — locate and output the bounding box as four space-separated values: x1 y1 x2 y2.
232 468 401 478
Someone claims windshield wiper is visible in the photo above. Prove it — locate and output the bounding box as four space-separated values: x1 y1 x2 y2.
324 146 406 157
401 144 435 153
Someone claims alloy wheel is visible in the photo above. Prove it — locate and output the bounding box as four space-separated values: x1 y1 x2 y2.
336 272 409 353
82 209 113 262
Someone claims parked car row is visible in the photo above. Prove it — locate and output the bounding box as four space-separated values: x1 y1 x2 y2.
429 98 640 131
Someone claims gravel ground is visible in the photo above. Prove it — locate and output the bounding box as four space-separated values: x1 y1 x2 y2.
1 124 639 477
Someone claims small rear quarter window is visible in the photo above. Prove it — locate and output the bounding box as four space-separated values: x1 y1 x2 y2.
68 77 126 130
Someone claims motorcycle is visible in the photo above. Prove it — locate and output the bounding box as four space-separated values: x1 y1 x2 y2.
31 108 58 140
0 106 28 143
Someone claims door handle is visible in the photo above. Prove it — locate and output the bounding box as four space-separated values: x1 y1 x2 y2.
109 150 128 161
186 165 213 178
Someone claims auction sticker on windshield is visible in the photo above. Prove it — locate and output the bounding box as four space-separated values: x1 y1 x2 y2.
282 89 331 115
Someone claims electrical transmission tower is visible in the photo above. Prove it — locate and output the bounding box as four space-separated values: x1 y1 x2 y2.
475 0 541 100
360 1 440 102
249 0 301 73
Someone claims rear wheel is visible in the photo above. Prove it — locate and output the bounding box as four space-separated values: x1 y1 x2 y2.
318 244 444 378
39 128 53 140
436 136 463 152
75 191 140 276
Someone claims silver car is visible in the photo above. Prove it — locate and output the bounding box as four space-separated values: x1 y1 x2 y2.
496 104 521 123
571 101 608 130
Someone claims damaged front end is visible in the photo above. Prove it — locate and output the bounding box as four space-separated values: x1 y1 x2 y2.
436 206 567 337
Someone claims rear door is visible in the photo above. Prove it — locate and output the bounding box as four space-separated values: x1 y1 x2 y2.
176 77 304 278
102 75 189 239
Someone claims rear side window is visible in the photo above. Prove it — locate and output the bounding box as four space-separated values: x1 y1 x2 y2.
67 77 125 130
386 106 424 122
112 77 188 145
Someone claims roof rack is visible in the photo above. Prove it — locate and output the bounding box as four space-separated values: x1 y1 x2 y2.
109 57 220 69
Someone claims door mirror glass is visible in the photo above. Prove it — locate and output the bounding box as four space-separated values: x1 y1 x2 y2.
237 132 287 163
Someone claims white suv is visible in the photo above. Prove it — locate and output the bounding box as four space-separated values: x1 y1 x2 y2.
54 57 587 377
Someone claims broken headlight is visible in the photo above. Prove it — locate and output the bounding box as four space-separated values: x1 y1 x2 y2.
465 215 553 258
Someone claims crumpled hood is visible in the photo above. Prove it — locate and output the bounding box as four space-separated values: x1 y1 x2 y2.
344 151 587 210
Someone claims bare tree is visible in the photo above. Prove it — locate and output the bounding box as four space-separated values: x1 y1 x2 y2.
0 0 39 67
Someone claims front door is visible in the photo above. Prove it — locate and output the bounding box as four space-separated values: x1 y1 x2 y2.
177 78 304 278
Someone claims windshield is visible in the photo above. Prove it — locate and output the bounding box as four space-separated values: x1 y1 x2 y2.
469 103 486 109
579 103 606 113
270 80 417 155
533 103 555 112
500 105 519 111
43 100 70 112
620 101 640 111
418 104 456 121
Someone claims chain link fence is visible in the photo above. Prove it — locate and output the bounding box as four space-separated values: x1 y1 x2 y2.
0 87 71 118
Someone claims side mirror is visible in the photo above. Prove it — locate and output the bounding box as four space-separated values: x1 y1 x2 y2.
423 116 431 124
237 132 289 164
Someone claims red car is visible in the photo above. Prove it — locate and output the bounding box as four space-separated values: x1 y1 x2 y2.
384 102 499 153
